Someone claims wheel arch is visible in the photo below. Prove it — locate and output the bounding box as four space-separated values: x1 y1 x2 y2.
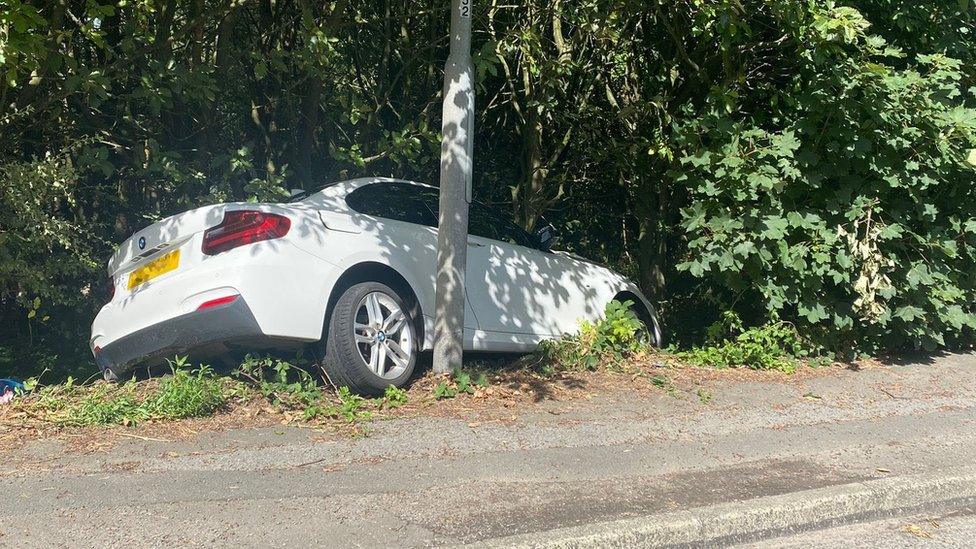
612 289 663 347
322 262 426 345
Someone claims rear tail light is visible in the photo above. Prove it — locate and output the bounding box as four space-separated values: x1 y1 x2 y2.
196 295 239 311
202 210 291 255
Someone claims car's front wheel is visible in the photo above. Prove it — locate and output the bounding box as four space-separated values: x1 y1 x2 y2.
319 281 417 395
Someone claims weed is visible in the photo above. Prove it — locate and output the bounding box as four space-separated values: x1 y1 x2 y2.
535 360 558 378
647 374 677 397
381 385 408 409
537 300 647 372
145 365 226 419
24 359 226 426
806 355 834 368
678 311 814 373
334 386 371 421
697 388 713 404
233 354 376 423
432 367 489 400
433 379 457 399
454 368 487 394
302 386 372 422
73 382 146 426
234 354 320 410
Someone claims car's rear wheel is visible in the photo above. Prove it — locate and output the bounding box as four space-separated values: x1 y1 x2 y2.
319 281 417 395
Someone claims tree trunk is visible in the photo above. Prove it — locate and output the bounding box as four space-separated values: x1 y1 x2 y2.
515 107 546 230
635 174 668 301
154 0 177 64
295 76 322 189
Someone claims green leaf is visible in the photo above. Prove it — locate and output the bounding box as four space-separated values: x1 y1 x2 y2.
879 224 903 239
733 241 756 258
799 303 828 323
893 306 926 322
683 261 705 277
944 306 975 330
906 264 934 288
761 216 789 240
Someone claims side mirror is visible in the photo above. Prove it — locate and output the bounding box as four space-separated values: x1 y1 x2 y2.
535 223 559 251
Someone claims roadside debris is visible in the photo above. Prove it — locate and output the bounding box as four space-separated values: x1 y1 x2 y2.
0 378 25 405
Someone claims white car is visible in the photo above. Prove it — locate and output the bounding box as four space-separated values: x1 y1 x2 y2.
91 178 661 394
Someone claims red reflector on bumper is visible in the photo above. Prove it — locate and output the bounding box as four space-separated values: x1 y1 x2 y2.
197 295 239 311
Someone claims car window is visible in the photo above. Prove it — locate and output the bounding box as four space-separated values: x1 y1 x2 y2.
347 183 539 248
467 203 502 241
470 202 539 249
345 183 438 227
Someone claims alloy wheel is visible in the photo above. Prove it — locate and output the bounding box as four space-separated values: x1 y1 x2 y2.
353 291 414 379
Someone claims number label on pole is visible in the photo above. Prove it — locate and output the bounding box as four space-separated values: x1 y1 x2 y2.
460 0 470 19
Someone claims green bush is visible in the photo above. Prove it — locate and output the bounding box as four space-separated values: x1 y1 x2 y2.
678 312 812 373
538 300 647 371
675 5 976 353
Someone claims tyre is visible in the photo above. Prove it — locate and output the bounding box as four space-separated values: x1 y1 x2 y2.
319 281 418 395
631 302 663 348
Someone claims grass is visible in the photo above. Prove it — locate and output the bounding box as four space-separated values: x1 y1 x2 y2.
2 354 402 429
1 308 831 432
25 363 227 426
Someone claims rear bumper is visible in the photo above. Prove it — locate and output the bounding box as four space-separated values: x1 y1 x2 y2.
93 297 264 375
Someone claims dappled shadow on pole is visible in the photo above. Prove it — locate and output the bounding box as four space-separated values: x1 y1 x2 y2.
433 0 474 375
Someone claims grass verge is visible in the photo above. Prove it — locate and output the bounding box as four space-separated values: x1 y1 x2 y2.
1 304 838 435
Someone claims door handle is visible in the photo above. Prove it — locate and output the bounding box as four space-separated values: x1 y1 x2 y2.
467 241 486 248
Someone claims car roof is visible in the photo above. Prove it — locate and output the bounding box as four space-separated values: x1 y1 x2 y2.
313 177 434 198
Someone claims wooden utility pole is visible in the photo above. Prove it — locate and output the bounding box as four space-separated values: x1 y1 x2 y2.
432 0 474 374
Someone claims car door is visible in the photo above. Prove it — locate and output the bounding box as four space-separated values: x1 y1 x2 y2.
463 203 603 346
343 182 481 348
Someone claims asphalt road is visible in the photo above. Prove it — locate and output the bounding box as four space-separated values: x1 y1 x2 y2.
1 353 974 547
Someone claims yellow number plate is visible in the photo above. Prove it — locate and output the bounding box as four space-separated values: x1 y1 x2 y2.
128 250 180 289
